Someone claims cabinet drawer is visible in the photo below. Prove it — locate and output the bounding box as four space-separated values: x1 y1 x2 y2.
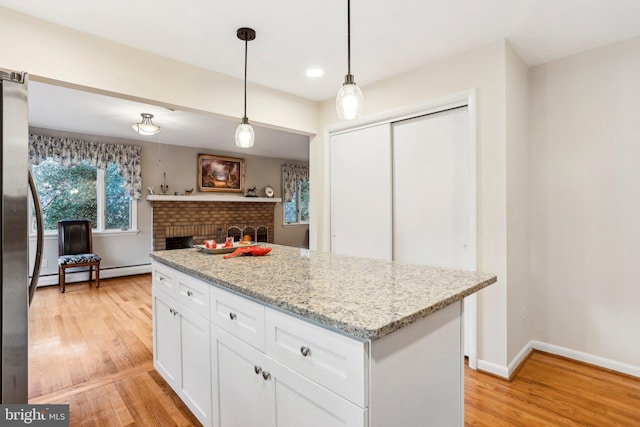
152 262 177 297
174 272 210 320
265 308 368 407
210 286 266 351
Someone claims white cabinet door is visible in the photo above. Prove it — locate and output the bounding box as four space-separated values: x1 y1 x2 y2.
178 306 212 426
330 124 393 261
153 285 212 427
272 361 367 427
152 290 180 386
212 326 275 427
212 324 365 427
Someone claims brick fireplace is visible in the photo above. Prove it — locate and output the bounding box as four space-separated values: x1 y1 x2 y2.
149 196 278 251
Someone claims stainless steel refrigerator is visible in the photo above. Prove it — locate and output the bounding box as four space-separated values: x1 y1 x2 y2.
1 68 43 403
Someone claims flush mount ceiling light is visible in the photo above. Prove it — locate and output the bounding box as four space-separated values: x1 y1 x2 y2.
336 0 363 120
131 113 161 136
235 27 256 148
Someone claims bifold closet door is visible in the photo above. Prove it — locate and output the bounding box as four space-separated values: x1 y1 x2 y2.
392 107 471 271
330 124 392 261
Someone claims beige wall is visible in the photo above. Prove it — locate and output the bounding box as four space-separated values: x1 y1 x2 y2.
0 6 318 136
505 44 532 363
312 41 511 370
140 137 309 248
30 128 308 282
529 36 640 368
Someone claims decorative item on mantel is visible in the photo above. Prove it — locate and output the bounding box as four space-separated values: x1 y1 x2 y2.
160 172 169 194
184 188 194 196
264 185 274 198
245 187 257 197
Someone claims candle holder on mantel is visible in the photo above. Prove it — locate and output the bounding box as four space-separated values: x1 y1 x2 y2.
160 172 169 194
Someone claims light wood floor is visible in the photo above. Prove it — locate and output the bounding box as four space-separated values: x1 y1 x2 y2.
29 274 640 426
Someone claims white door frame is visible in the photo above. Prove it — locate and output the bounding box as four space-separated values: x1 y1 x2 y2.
322 89 479 368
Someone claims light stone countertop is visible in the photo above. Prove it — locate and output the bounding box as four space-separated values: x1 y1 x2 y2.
150 244 497 340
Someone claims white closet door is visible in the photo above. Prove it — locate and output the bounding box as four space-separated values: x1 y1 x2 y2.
392 107 471 270
330 124 392 261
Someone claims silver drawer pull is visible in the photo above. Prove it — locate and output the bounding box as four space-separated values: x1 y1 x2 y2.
187 290 193 297
262 371 271 381
254 365 262 375
229 312 237 320
159 277 165 281
169 308 173 314
300 346 311 357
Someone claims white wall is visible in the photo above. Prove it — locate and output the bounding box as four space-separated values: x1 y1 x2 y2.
505 44 532 363
312 41 510 370
530 36 640 368
0 6 318 136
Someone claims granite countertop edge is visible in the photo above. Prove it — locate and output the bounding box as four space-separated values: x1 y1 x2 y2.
149 249 496 341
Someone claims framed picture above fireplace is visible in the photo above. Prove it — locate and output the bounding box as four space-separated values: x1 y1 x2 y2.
198 154 245 193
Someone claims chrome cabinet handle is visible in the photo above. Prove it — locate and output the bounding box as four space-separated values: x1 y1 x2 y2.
300 346 311 357
254 365 262 375
169 308 178 316
187 290 193 297
262 371 271 381
229 312 237 320
159 277 165 282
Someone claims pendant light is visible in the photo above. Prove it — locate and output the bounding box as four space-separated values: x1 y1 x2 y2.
336 0 363 120
235 27 256 148
131 113 161 135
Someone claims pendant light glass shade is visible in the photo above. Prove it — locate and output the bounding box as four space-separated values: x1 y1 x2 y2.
131 113 161 135
235 118 255 148
236 27 256 148
336 0 363 120
336 76 363 120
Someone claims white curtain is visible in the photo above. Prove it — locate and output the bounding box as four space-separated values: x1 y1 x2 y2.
282 164 309 202
29 134 143 199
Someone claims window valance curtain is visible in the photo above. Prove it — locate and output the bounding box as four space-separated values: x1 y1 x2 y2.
282 164 309 202
29 134 143 199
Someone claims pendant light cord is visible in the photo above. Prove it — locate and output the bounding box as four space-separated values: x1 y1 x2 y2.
243 38 248 119
347 0 351 76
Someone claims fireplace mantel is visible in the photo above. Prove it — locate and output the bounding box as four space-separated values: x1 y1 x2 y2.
146 195 281 203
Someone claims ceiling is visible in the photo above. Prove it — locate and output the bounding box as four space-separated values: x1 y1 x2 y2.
27 81 312 160
4 0 640 159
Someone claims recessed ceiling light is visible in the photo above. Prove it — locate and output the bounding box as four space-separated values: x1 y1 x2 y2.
306 68 324 78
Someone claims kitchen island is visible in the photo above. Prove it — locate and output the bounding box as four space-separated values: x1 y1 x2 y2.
150 244 496 427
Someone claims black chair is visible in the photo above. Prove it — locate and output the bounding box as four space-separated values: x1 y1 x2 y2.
58 220 101 293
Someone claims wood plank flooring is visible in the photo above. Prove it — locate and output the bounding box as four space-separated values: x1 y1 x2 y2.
29 274 640 426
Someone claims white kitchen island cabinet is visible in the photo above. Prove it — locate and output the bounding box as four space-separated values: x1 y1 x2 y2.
150 244 496 427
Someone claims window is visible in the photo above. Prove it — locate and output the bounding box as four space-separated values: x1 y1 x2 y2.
31 159 136 232
282 164 309 225
284 179 309 224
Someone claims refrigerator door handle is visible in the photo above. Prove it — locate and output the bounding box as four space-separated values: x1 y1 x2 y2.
28 169 43 306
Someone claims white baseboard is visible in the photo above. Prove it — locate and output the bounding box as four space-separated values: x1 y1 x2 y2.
532 340 640 379
35 264 152 287
507 341 533 378
478 340 640 380
476 359 509 379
